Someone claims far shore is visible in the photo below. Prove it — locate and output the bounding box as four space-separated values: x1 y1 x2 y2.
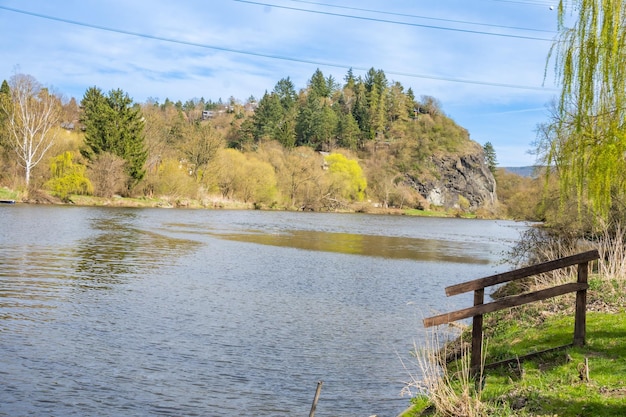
1 187 489 218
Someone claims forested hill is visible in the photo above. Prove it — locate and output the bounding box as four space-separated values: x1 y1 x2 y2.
1 68 496 213
215 67 496 211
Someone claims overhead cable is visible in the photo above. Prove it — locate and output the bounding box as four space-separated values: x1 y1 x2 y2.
0 5 555 91
232 0 554 41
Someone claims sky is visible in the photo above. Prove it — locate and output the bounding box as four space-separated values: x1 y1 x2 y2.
0 0 567 167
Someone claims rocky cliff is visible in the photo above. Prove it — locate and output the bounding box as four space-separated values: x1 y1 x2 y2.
406 142 497 211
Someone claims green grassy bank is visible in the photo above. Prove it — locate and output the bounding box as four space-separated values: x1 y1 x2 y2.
404 278 626 417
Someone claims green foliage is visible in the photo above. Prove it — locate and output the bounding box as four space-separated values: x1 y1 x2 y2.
0 80 9 96
335 112 360 150
252 92 284 141
495 168 545 221
45 151 93 200
151 158 198 199
2 69 489 211
324 153 367 201
308 68 332 98
544 0 626 221
457 194 470 210
249 78 298 148
477 312 626 417
256 143 321 209
296 95 338 149
80 87 147 188
212 148 278 204
483 142 497 174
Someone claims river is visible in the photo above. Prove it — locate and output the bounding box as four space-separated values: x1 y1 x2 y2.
0 205 527 416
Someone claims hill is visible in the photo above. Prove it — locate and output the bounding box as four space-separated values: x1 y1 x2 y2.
1 68 498 214
502 166 540 178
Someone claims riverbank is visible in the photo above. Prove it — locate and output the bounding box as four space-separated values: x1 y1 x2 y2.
402 276 626 416
0 186 483 218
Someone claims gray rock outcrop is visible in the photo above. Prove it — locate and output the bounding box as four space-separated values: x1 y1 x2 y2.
407 144 497 211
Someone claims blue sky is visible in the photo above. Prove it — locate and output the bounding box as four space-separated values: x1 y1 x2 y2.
0 0 563 166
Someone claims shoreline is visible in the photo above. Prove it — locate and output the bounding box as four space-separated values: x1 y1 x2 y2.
2 188 488 218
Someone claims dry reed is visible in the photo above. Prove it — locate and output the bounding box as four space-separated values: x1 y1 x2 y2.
402 326 486 417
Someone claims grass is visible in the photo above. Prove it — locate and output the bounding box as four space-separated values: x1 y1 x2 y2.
48 193 256 209
405 276 626 417
404 208 477 218
0 186 19 200
479 311 626 416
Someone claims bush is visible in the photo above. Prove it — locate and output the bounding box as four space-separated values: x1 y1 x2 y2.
45 151 92 201
87 152 128 198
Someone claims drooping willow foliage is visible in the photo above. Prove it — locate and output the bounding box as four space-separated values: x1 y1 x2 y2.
546 0 626 221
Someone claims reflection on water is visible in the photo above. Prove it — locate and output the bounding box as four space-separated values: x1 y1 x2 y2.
0 208 200 323
74 212 200 288
0 207 527 417
216 229 490 263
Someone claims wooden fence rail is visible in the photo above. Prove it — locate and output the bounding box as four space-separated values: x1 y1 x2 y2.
423 249 600 372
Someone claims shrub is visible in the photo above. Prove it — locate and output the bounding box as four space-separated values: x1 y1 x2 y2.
45 151 92 201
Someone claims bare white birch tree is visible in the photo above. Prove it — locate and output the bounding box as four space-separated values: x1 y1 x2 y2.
0 73 61 186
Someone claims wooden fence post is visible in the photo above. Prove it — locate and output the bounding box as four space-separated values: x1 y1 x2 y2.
309 380 323 417
423 250 599 370
573 261 589 347
471 288 484 376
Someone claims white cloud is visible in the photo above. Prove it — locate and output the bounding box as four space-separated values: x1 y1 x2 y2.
0 0 563 165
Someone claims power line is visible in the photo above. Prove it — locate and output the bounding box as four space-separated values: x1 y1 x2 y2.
284 0 556 33
486 0 563 6
0 5 555 91
232 0 554 41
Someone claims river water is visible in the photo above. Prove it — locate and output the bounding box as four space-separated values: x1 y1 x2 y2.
0 206 527 416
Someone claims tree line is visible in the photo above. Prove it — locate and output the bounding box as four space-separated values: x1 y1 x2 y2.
0 67 488 211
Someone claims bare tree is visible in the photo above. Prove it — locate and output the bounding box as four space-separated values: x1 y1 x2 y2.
0 73 61 186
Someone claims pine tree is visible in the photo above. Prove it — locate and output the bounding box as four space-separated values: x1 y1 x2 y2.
81 87 147 187
252 91 286 144
309 69 331 98
0 80 9 96
483 142 497 174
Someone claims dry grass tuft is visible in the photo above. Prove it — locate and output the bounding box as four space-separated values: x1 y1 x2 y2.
402 327 486 417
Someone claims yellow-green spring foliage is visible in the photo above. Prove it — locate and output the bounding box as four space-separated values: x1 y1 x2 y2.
46 151 93 199
324 153 367 201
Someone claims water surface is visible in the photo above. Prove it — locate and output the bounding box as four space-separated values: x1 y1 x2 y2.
0 206 527 416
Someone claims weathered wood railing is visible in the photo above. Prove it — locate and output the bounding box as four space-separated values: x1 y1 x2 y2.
423 249 600 372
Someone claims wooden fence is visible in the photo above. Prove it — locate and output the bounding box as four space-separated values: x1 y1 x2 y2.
423 249 600 372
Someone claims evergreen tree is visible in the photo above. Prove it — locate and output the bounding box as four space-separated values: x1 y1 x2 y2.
367 86 383 139
273 77 297 111
81 87 147 186
344 68 356 90
483 142 497 174
272 78 298 147
252 91 280 139
309 68 331 98
296 93 320 147
352 81 370 139
406 87 417 119
0 80 9 96
336 112 360 150
387 82 409 124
